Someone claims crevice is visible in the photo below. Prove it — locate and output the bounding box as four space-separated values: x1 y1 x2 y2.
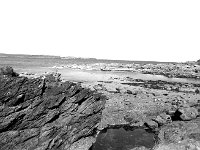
46 113 60 124
40 79 46 97
0 113 26 133
13 94 25 106
171 110 182 121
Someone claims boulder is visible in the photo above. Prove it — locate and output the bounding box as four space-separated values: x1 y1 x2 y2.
145 120 158 129
178 107 198 121
0 66 19 77
126 90 132 94
146 120 159 128
153 113 172 126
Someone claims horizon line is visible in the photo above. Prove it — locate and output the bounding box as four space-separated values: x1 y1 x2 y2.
0 52 180 63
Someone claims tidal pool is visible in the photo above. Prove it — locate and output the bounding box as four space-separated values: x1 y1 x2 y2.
90 126 156 150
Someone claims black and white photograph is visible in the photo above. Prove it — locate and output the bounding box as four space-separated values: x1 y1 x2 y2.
0 0 200 150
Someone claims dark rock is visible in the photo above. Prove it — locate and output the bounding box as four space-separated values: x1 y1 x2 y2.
197 59 200 65
116 88 120 93
0 66 19 77
0 73 106 150
195 88 200 94
126 90 132 94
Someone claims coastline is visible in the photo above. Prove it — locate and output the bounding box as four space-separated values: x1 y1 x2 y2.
1 56 200 149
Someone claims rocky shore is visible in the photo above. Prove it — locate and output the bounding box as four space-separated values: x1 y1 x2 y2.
0 67 106 150
85 73 200 149
55 61 200 79
1 64 200 150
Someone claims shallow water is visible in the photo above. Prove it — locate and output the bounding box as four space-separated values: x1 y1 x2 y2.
15 67 200 84
57 69 200 84
90 127 156 150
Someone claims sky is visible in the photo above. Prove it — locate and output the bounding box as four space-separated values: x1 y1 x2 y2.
0 0 200 62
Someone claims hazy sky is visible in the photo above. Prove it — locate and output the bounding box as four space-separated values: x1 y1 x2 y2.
0 0 200 62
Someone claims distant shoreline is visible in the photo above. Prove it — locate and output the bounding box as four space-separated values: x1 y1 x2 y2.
0 52 176 64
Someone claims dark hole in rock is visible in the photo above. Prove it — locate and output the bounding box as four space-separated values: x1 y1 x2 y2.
171 110 182 121
90 126 156 150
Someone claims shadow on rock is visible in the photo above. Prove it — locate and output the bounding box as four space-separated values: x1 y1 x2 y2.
0 67 106 150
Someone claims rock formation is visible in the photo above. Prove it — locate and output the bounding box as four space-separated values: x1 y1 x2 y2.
0 69 106 150
197 59 200 65
0 66 19 77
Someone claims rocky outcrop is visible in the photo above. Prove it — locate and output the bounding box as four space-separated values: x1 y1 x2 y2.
0 72 106 150
0 66 19 77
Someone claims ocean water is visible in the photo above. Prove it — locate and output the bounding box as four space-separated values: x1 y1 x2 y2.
0 54 173 69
